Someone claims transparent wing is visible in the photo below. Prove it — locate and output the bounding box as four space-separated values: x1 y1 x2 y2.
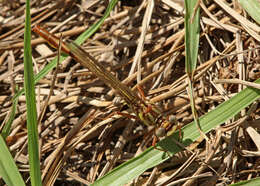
67 42 140 107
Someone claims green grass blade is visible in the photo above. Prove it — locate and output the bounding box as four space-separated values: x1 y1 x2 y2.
229 176 260 186
0 135 25 186
24 0 42 185
238 0 260 25
184 0 200 76
184 0 203 142
1 90 18 139
93 79 260 186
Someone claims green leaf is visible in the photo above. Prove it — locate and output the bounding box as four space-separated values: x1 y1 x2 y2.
238 0 260 25
229 176 260 186
185 0 200 76
1 91 18 139
0 135 25 186
24 0 42 185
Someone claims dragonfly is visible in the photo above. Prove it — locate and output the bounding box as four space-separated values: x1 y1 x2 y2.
32 25 175 144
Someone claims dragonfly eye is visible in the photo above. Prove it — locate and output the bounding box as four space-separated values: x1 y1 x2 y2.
168 115 177 125
155 127 166 138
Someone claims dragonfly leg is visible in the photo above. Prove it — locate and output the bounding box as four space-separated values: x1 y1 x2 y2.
116 111 138 120
136 84 146 101
152 136 172 157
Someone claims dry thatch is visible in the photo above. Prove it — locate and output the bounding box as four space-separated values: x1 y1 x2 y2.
0 0 260 185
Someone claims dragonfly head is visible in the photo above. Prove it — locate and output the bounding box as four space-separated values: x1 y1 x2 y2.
155 127 166 138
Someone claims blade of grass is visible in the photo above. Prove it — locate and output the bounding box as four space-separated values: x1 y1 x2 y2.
229 176 260 186
185 0 200 77
93 78 260 186
24 0 42 185
238 0 260 25
0 135 25 186
1 88 18 139
184 0 208 141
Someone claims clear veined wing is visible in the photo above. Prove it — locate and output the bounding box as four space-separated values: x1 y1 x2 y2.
32 25 141 108
66 41 140 107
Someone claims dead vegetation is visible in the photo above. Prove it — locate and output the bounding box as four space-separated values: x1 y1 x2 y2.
0 0 260 185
